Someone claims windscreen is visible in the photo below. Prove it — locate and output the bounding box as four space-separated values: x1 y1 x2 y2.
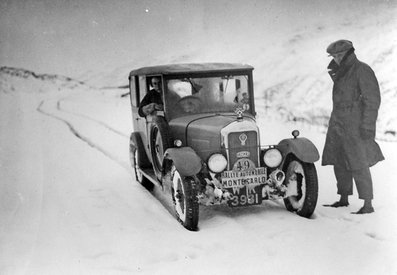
164 74 251 119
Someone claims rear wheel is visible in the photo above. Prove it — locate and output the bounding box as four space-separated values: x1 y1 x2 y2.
171 166 199 231
283 157 318 218
130 142 153 190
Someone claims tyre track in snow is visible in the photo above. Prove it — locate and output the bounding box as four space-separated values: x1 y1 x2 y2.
56 99 129 138
37 99 131 172
37 97 179 219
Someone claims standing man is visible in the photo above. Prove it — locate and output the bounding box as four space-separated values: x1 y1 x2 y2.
322 40 384 214
138 77 164 117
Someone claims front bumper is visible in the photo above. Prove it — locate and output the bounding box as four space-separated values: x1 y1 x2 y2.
198 168 290 206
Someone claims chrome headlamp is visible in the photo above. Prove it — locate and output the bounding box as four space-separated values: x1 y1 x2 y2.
263 148 282 168
208 153 227 173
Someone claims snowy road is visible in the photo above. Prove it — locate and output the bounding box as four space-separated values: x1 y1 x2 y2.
1 89 397 275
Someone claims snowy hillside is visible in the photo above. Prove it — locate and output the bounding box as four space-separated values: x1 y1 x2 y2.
78 2 397 141
0 67 91 94
257 20 397 141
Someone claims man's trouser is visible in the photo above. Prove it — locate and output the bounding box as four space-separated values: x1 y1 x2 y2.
334 161 373 200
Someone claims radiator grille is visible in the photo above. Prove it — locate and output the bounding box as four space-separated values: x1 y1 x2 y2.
227 131 259 168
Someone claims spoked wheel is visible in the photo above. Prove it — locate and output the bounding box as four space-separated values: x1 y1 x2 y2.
130 143 153 190
150 117 171 181
283 157 318 218
171 166 199 231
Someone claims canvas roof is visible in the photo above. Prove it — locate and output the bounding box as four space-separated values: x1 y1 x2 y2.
129 63 253 76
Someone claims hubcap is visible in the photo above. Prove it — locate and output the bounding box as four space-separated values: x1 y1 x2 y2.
172 170 186 221
286 160 306 210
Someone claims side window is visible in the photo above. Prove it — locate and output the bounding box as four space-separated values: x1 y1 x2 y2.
129 75 138 107
139 75 147 103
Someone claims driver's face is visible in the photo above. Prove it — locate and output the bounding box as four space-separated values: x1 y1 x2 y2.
151 78 161 92
331 51 347 65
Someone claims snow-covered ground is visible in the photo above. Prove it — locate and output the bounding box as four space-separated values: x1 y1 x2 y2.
1 79 396 274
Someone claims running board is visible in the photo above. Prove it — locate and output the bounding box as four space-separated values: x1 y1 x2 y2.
140 168 161 186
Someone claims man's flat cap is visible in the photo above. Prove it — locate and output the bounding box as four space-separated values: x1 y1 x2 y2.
326 40 353 55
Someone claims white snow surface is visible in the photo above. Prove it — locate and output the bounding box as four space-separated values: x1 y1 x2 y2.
1 79 396 275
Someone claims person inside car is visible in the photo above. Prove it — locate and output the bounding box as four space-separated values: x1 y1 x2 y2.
138 77 164 117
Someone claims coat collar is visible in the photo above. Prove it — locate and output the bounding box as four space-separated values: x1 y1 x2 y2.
327 50 357 81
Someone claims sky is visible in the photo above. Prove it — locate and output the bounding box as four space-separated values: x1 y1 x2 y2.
1 0 395 79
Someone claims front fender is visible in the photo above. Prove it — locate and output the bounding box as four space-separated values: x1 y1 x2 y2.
164 147 202 176
277 137 320 163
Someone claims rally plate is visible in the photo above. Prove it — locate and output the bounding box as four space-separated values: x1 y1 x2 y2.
221 167 267 207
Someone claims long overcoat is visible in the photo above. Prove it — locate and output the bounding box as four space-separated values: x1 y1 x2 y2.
322 51 384 170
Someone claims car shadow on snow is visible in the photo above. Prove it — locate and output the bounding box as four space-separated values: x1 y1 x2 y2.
199 200 293 220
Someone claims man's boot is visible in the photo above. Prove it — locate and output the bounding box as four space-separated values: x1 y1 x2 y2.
323 195 349 208
352 199 374 214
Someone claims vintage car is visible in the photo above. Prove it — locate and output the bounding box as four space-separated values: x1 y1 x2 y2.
128 63 319 231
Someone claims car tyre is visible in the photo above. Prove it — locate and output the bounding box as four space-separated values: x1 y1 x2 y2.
171 166 199 231
129 138 153 190
283 157 318 218
150 117 171 181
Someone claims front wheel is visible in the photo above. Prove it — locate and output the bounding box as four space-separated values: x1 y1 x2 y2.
283 158 318 218
171 166 199 231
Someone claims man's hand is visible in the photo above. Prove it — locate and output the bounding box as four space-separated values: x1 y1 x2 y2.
142 103 155 115
143 103 163 116
154 103 163 111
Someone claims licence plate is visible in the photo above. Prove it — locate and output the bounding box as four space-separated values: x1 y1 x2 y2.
226 185 263 207
221 167 266 207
